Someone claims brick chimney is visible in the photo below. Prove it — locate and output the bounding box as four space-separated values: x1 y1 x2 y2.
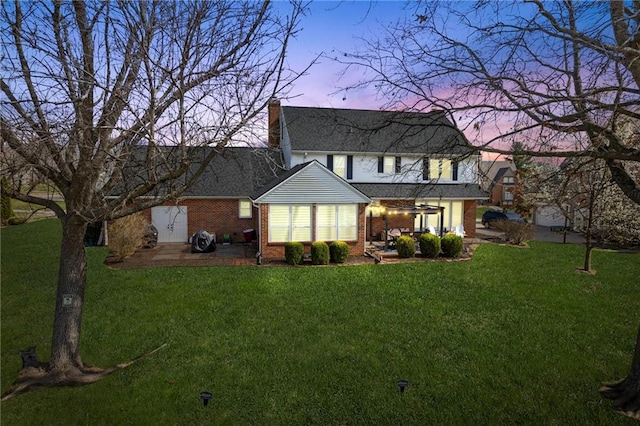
268 98 281 148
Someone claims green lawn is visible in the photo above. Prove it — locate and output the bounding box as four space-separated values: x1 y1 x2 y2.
1 219 639 424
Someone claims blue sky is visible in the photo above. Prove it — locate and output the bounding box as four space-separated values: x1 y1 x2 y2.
279 1 415 109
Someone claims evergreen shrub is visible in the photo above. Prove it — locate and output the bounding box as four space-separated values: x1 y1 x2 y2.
441 233 464 257
284 242 304 265
396 235 416 258
311 241 330 265
419 233 441 258
329 241 350 263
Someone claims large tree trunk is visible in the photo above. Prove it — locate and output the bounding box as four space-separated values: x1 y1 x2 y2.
49 214 89 373
600 325 640 419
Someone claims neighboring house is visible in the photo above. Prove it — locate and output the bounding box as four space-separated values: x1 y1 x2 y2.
479 159 519 207
134 101 487 260
487 167 517 207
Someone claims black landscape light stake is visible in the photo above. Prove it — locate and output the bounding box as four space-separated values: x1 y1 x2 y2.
200 391 212 407
397 379 409 394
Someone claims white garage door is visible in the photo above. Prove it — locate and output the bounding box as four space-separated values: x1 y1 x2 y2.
152 206 188 243
535 205 566 227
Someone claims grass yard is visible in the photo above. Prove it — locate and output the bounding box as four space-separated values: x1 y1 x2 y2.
1 219 639 424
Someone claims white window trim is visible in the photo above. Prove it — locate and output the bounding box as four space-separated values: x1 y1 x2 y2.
333 155 347 179
239 200 252 218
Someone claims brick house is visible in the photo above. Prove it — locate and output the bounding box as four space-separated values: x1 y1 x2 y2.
487 167 517 207
138 102 487 260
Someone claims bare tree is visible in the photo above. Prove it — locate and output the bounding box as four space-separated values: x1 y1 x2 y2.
337 0 640 200
1 0 307 391
336 0 639 416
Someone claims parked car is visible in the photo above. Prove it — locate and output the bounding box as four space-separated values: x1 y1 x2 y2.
505 211 527 223
482 210 507 228
482 210 527 228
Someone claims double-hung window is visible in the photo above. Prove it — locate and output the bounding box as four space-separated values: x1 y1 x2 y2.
316 204 358 241
268 205 312 242
378 156 401 174
239 200 252 218
423 158 458 181
327 155 353 179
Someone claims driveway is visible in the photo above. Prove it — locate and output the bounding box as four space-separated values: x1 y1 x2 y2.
475 221 586 245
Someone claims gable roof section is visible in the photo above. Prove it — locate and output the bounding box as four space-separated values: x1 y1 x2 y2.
281 106 474 155
253 160 371 204
487 167 515 192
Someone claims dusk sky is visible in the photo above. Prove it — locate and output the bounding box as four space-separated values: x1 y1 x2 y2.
278 1 414 109
274 1 506 159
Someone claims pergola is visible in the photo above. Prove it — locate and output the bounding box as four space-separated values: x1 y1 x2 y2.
369 203 446 251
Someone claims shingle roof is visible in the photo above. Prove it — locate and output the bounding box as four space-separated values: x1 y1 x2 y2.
114 146 284 198
487 167 514 192
351 183 488 200
281 106 474 155
250 161 309 199
184 147 284 197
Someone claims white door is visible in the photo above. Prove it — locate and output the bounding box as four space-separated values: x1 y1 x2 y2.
152 206 188 243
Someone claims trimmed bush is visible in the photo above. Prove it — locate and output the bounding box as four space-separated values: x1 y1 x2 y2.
109 213 148 262
441 233 463 258
396 235 416 258
284 242 304 265
311 241 330 265
419 233 441 258
329 241 350 263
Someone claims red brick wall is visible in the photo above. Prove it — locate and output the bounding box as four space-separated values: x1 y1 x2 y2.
464 200 477 238
258 203 368 261
147 199 259 244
